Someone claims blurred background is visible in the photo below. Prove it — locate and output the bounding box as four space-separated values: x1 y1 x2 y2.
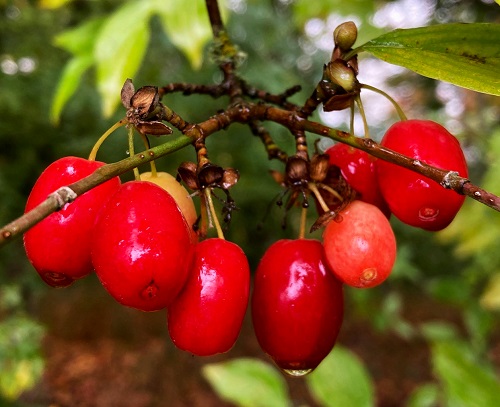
0 0 499 406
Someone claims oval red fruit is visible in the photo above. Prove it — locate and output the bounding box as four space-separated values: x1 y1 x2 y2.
91 181 194 311
376 120 468 231
168 238 250 356
252 239 344 375
323 200 396 288
326 143 390 217
24 156 121 287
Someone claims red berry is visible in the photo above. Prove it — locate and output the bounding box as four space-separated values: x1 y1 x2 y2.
168 238 250 356
139 171 198 242
91 181 194 311
323 200 396 288
376 120 468 231
23 156 121 287
251 239 344 375
325 143 390 217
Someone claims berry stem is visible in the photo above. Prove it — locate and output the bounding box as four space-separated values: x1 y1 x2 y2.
298 205 308 239
128 127 140 181
205 188 225 240
349 100 355 135
88 119 126 161
360 84 407 121
355 95 370 138
138 132 158 177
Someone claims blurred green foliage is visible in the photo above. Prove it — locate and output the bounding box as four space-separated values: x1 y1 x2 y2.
0 0 499 404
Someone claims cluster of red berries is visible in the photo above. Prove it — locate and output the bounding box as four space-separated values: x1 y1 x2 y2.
24 159 250 356
23 118 468 374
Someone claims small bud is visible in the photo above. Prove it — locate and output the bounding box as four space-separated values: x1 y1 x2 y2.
121 79 135 109
221 168 240 190
327 60 357 92
135 121 173 136
130 86 160 119
177 161 199 191
333 21 357 51
198 163 224 188
285 156 309 185
310 154 330 182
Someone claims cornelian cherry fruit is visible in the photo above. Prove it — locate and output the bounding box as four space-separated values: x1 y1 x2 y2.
24 156 121 287
376 120 468 231
323 200 396 288
325 143 390 217
252 239 344 376
91 181 194 311
140 171 197 241
168 238 250 356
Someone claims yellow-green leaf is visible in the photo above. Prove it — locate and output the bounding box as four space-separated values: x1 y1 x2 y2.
50 55 93 124
305 346 375 407
155 0 228 70
38 0 74 9
356 23 500 96
432 340 500 407
202 358 291 407
53 17 105 56
94 0 154 117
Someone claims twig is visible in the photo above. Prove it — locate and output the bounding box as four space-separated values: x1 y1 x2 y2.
1 100 499 249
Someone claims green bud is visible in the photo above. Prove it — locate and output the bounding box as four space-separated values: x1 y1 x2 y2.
333 21 358 51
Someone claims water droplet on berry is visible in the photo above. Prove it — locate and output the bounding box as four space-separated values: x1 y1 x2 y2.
43 272 73 287
281 368 313 377
418 207 439 221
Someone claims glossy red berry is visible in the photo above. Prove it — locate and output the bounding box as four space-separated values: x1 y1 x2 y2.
376 120 468 231
323 200 396 288
326 143 390 217
24 156 121 287
168 238 250 356
91 181 194 312
252 239 344 376
139 171 198 242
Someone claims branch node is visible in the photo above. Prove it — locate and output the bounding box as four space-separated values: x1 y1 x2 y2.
50 186 78 210
440 171 459 189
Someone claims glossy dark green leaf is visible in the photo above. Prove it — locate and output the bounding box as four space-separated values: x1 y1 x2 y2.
202 358 291 407
356 24 500 96
306 346 375 407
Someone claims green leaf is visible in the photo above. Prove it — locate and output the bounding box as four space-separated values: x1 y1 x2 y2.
406 383 440 407
480 273 500 311
356 23 500 96
53 17 105 56
431 340 500 407
0 316 45 400
50 55 93 124
202 358 291 407
306 346 375 407
39 0 74 8
419 321 459 342
94 0 155 117
155 0 228 70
